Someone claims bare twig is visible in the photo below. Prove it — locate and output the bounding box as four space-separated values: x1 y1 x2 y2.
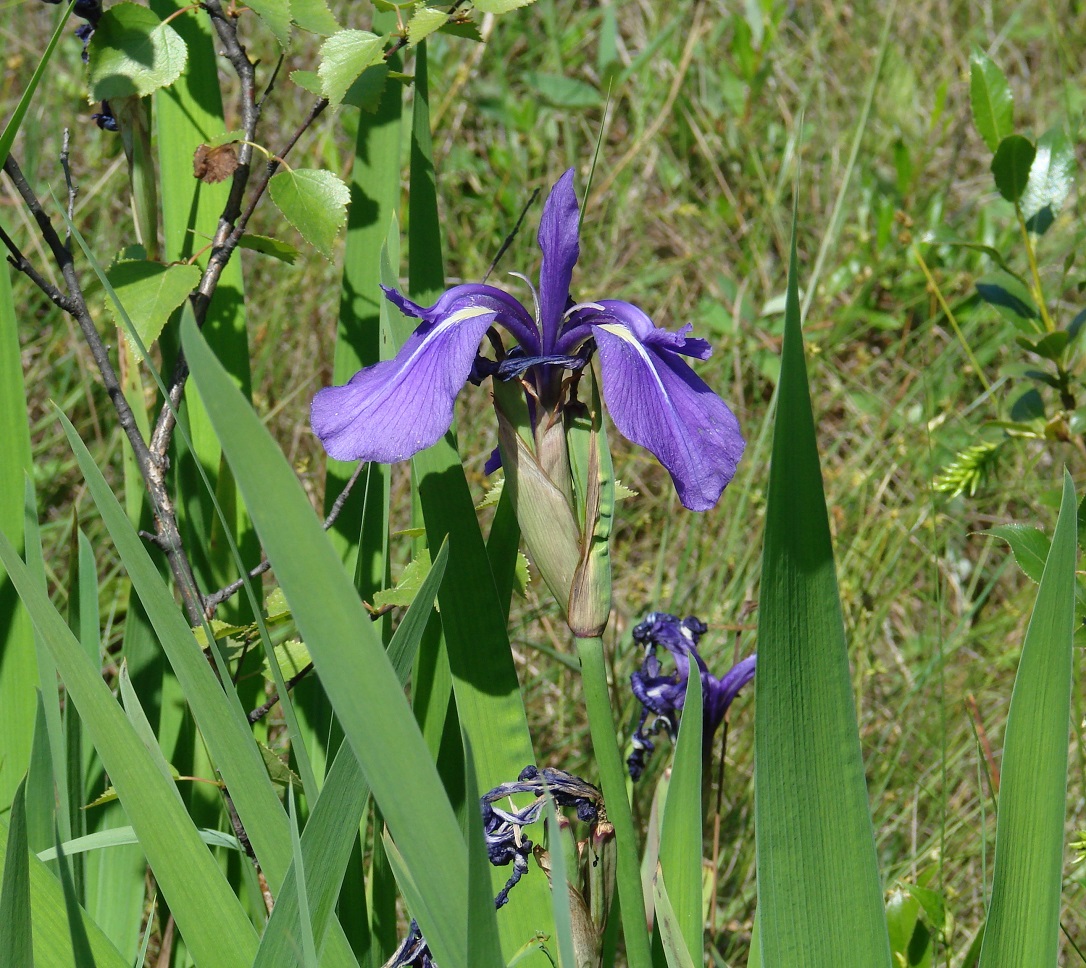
247 663 314 724
202 462 366 614
482 187 540 283
3 154 205 624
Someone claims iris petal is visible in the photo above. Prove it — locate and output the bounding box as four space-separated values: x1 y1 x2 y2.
310 304 497 462
591 303 745 511
383 283 542 356
536 169 581 353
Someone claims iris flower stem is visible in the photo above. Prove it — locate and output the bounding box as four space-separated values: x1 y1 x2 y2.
575 634 652 967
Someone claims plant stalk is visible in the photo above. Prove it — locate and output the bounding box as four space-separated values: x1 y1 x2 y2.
576 634 652 967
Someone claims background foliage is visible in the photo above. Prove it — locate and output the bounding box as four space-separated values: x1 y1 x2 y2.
2 0 1085 964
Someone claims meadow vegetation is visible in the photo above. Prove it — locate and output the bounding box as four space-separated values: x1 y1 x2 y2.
3 0 1085 964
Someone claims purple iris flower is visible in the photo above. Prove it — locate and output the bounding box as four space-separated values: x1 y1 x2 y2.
310 169 745 511
628 611 755 780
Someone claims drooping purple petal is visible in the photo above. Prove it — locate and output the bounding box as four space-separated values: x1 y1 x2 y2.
383 283 542 356
703 654 756 738
536 169 581 354
590 302 745 512
311 303 498 462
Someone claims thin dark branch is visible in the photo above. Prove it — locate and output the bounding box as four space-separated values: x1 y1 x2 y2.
248 663 314 724
0 223 73 311
60 128 76 241
202 461 367 615
3 154 206 625
148 95 329 462
483 187 540 283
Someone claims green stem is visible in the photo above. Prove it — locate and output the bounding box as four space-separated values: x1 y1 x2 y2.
1016 206 1056 334
576 635 652 967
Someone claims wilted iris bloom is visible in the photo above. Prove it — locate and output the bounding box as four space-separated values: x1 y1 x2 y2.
384 766 606 968
628 611 755 780
311 169 745 511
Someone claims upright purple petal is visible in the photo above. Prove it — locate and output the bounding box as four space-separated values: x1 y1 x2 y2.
591 302 745 511
536 169 581 354
384 283 541 356
311 303 498 462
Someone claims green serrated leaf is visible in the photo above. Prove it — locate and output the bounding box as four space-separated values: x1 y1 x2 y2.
264 587 291 619
472 0 535 12
262 640 311 680
969 48 1014 152
318 30 386 108
513 552 530 598
87 2 188 100
1022 127 1076 233
439 20 484 41
268 169 351 261
992 135 1036 204
407 6 448 45
191 619 249 648
290 0 340 35
475 478 505 510
982 524 1050 583
259 743 304 793
104 260 200 349
86 763 184 809
238 234 300 264
614 480 638 501
290 69 323 95
373 550 433 610
246 0 292 47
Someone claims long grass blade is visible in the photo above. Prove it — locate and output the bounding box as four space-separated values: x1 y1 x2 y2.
0 813 128 968
0 263 37 810
181 312 469 966
0 778 34 968
978 473 1077 966
657 671 703 961
754 213 891 966
0 532 260 968
252 540 450 968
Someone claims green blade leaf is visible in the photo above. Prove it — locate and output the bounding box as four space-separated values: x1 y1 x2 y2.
268 169 351 261
0 779 33 968
252 541 448 968
104 260 201 349
657 672 703 961
991 135 1036 204
754 212 891 966
0 264 36 812
0 535 259 968
978 473 1077 967
318 30 385 107
0 813 129 968
969 48 1013 153
652 866 698 968
87 2 188 100
181 313 469 965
